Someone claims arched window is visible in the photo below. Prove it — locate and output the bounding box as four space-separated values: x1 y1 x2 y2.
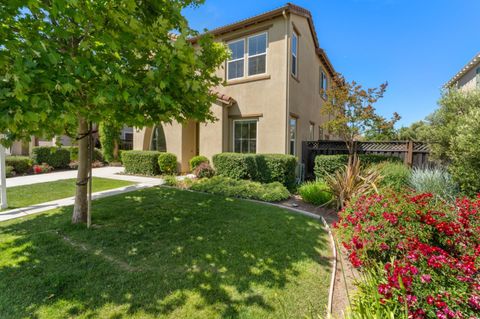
151 125 166 152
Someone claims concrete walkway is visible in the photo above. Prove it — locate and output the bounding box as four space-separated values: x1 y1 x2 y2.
0 167 164 223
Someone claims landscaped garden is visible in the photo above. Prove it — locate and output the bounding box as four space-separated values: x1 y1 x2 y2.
5 177 134 209
0 187 332 319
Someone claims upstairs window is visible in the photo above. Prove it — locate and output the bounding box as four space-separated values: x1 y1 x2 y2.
291 32 298 77
320 70 328 98
309 123 315 140
477 67 480 89
227 39 245 80
248 33 267 76
289 117 297 156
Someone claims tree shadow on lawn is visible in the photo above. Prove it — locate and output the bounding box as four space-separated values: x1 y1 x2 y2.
0 187 331 319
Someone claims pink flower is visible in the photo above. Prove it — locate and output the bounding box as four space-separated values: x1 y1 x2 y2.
421 274 432 283
468 294 480 310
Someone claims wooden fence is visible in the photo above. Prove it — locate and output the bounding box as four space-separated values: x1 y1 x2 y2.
302 140 430 179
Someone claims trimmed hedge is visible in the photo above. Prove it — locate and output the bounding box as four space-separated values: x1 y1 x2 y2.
6 165 14 178
191 176 290 202
158 153 177 175
212 153 297 190
67 146 104 163
314 154 402 181
5 156 32 174
31 147 70 168
189 155 209 171
122 151 161 176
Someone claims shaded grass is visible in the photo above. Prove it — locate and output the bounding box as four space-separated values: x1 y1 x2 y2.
5 178 134 208
0 187 332 319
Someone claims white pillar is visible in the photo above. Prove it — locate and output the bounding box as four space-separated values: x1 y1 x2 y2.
0 142 7 209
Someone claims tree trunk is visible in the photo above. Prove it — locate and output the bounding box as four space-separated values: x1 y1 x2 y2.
72 117 89 224
113 139 119 162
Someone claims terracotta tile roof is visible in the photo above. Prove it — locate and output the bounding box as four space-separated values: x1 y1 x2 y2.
190 3 336 77
215 92 236 105
445 52 480 88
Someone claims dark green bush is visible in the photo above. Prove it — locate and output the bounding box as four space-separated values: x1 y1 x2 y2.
158 153 177 175
5 165 15 178
122 151 161 176
189 155 209 171
298 181 332 206
213 153 257 180
372 162 411 192
5 156 32 174
67 146 104 163
194 162 215 179
191 176 290 202
212 153 297 189
31 147 71 168
314 154 402 180
256 154 297 190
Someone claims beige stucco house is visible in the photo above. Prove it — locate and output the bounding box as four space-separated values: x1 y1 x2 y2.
445 52 480 92
133 3 337 172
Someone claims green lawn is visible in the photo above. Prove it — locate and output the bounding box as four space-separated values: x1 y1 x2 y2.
0 187 332 319
5 178 135 208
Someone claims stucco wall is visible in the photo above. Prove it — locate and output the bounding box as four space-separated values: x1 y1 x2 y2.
458 61 480 92
288 14 331 159
198 102 227 160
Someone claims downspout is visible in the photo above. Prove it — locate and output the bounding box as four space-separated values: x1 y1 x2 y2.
283 10 290 154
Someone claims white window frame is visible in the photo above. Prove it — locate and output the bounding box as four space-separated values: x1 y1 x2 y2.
291 31 298 77
226 32 268 81
247 32 268 77
226 39 245 81
233 119 258 154
289 117 297 156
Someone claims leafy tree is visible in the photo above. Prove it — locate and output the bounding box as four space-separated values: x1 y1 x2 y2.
396 120 430 141
0 0 228 224
321 75 396 158
99 121 122 163
363 113 401 141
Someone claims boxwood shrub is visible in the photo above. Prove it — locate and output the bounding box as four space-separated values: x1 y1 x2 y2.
191 176 290 202
189 155 209 171
212 153 297 189
122 151 161 176
5 165 15 178
158 152 177 175
314 154 402 181
31 147 71 168
5 156 32 174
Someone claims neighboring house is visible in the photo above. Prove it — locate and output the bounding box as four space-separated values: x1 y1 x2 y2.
133 3 337 172
445 52 480 91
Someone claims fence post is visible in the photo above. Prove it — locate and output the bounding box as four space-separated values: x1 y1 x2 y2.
405 141 414 167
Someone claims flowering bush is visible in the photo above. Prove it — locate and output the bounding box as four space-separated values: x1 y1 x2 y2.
335 192 480 318
33 163 53 174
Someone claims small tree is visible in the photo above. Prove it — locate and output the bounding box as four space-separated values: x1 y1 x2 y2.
0 1 228 224
99 121 122 163
321 75 396 160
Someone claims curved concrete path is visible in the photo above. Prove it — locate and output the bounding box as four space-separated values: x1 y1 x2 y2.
0 167 164 223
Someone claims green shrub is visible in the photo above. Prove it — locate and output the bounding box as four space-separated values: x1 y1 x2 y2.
372 162 411 192
191 176 290 202
99 122 121 163
212 153 257 180
212 153 297 189
256 154 297 191
163 175 178 187
298 181 332 206
410 167 459 202
5 165 15 178
314 154 401 181
31 147 70 168
122 151 161 176
5 156 32 175
189 155 209 171
158 153 177 175
67 146 104 163
194 162 215 179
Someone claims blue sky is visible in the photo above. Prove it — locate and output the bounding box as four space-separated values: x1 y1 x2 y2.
184 0 480 127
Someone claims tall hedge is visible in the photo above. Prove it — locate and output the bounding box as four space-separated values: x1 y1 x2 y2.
212 153 297 190
67 146 104 163
5 156 32 174
31 147 71 168
314 154 402 180
122 151 161 176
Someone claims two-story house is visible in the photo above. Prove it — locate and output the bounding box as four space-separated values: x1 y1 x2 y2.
132 3 337 172
445 52 480 91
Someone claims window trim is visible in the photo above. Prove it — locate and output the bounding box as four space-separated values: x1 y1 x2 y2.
309 122 315 141
226 32 268 82
291 31 299 78
233 119 258 154
289 117 297 156
226 38 246 81
320 69 328 99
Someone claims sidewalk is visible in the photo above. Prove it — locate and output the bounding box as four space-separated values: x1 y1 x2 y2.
0 167 164 223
